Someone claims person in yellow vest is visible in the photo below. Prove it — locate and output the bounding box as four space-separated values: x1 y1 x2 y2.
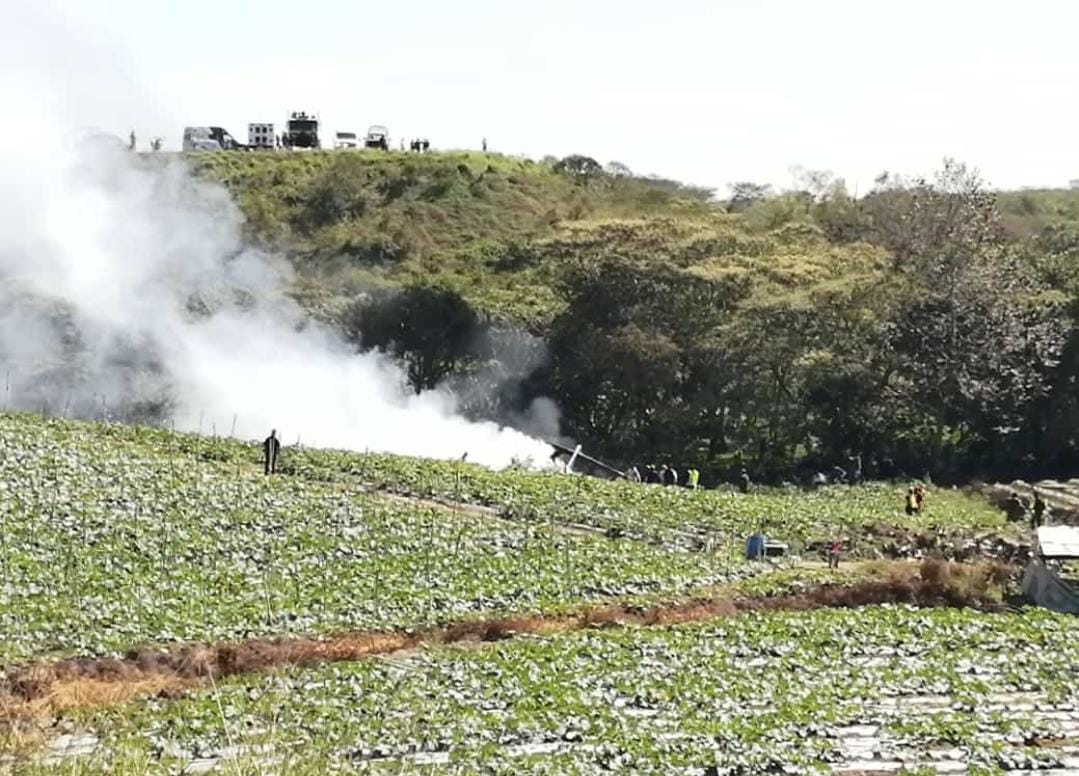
905 486 919 515
687 468 700 490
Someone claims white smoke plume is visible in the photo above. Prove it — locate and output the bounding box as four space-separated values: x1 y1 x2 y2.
0 60 555 468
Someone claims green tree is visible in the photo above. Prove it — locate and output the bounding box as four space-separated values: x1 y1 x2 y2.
544 256 739 460
726 182 773 213
867 162 1068 473
553 155 604 184
345 284 483 393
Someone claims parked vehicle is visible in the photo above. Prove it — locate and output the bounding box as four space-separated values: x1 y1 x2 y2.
283 111 319 149
334 131 359 150
365 125 389 150
182 126 246 152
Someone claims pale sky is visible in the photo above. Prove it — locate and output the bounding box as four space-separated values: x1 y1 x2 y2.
7 0 1079 194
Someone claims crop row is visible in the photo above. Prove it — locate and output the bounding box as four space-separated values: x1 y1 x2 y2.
29 606 1079 774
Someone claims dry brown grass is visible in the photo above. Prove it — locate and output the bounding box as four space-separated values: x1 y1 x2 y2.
0 561 1011 721
918 557 1015 605
47 676 189 713
0 720 49 759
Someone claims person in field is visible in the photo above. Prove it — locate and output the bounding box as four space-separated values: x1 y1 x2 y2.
738 468 751 494
263 429 281 475
905 486 919 515
828 537 842 569
1004 491 1027 522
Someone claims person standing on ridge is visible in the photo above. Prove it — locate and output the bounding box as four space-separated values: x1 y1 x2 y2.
263 429 282 475
1032 490 1048 529
738 468 751 494
482 137 488 152
128 130 136 151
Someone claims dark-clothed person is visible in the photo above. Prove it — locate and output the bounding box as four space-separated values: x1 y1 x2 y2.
1032 491 1047 529
263 429 282 475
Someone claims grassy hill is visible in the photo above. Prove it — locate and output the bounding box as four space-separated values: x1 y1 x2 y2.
190 151 1079 329
188 151 715 327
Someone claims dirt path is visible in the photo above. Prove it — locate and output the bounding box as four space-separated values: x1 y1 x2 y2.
0 563 1007 722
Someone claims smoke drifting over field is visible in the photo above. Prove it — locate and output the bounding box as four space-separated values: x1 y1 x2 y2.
0 101 554 467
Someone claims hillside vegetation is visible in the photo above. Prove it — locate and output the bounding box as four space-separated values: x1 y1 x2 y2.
188 151 712 326
190 152 1079 482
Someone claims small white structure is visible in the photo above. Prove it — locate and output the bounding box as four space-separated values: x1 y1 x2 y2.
1022 525 1079 615
1035 525 1079 558
248 123 275 149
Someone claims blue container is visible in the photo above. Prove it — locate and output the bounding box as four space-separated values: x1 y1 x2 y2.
745 534 767 560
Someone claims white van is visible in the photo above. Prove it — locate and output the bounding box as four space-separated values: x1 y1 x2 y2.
182 126 245 152
334 131 359 150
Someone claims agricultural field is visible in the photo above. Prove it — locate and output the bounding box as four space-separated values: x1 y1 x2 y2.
282 447 1015 556
0 413 743 664
10 607 1079 774
0 410 1073 775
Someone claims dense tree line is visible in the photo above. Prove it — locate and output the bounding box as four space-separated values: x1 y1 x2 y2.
340 159 1079 482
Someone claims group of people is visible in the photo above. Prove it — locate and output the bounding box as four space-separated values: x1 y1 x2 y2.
276 134 307 150
624 465 755 493
127 131 162 152
1004 489 1048 528
625 464 701 489
407 138 431 153
808 456 864 488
